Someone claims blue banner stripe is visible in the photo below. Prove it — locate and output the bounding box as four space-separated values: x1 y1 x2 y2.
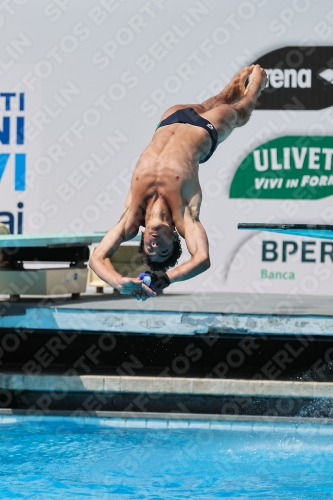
15 153 25 191
0 154 10 181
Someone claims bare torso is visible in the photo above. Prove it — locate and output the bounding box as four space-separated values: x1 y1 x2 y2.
125 118 214 237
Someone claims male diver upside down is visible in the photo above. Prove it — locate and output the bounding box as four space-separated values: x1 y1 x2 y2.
89 64 268 300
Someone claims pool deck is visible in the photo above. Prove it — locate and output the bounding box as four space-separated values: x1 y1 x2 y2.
2 409 333 427
1 291 333 417
1 409 333 426
2 373 333 399
0 291 333 336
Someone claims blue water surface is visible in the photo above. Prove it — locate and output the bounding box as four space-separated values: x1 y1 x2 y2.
0 416 333 499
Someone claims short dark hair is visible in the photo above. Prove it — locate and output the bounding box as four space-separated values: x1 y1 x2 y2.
138 231 182 271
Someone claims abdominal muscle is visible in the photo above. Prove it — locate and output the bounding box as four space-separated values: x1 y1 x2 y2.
130 124 210 203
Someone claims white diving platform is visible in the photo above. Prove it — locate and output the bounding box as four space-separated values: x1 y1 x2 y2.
0 232 140 299
0 292 332 336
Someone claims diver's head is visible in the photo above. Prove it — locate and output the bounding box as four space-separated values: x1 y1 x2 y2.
138 224 182 271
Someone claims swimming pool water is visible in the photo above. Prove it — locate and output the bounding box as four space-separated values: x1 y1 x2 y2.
1 416 333 499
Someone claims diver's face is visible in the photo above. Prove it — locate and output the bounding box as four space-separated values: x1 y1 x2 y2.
143 225 175 263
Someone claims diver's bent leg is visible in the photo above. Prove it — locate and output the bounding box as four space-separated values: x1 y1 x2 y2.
201 66 255 111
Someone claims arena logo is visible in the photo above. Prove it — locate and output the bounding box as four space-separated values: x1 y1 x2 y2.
265 68 311 89
229 136 333 200
320 68 333 84
252 46 333 110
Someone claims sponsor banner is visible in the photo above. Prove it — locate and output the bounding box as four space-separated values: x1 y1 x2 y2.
230 136 333 200
253 46 333 110
0 71 42 235
226 232 333 296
